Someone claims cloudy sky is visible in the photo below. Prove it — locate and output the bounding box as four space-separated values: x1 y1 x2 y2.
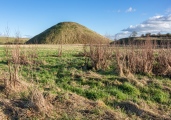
116 14 171 39
0 0 171 39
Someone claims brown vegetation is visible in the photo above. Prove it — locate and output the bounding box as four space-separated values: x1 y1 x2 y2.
113 39 171 78
83 44 113 70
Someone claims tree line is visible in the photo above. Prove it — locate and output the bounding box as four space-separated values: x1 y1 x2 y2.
141 32 171 37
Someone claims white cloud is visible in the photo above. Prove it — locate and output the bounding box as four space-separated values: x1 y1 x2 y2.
23 35 32 38
115 31 131 40
115 14 171 39
111 7 136 13
126 7 136 13
124 14 171 32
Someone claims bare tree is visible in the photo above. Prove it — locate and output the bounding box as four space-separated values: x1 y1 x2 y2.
130 31 137 37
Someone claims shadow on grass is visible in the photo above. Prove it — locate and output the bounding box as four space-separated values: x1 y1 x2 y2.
0 61 7 65
0 99 30 120
0 85 5 92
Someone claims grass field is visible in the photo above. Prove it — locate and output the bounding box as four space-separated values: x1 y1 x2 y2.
0 37 29 44
0 44 171 119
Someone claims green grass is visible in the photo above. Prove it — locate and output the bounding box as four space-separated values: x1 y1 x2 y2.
0 44 171 119
118 82 140 96
33 46 171 105
108 87 128 100
150 88 170 103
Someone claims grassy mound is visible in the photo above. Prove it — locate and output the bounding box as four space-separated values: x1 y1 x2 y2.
26 22 110 44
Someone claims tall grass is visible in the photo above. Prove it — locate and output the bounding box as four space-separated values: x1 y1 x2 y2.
4 31 22 88
83 44 113 70
82 38 171 78
113 39 171 78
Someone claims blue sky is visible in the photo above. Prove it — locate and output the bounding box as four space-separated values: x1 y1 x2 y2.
0 0 171 39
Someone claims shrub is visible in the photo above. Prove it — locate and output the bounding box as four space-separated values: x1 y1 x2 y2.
114 42 154 77
83 44 113 71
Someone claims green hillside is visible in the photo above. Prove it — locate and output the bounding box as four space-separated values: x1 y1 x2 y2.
26 22 110 44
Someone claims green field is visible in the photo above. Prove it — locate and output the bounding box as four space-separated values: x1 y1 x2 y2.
0 37 29 44
0 44 171 119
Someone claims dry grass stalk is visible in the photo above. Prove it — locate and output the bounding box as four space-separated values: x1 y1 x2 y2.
3 44 39 97
4 45 21 88
30 88 46 112
58 31 63 57
58 44 63 57
114 37 171 78
114 38 154 77
29 88 53 116
153 48 171 76
115 46 134 78
83 44 113 70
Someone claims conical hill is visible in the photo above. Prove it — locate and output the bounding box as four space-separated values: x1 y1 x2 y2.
26 22 110 44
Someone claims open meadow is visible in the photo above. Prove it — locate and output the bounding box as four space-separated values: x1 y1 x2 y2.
0 37 29 44
0 43 171 119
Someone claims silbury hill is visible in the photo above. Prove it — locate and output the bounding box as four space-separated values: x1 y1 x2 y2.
26 22 110 44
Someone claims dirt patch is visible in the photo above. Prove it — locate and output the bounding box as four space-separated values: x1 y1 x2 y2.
0 97 55 120
52 92 123 119
118 101 171 120
85 71 103 80
0 99 31 120
0 105 7 120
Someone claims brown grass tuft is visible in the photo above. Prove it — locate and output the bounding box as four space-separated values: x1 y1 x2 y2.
29 88 53 116
83 44 113 70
